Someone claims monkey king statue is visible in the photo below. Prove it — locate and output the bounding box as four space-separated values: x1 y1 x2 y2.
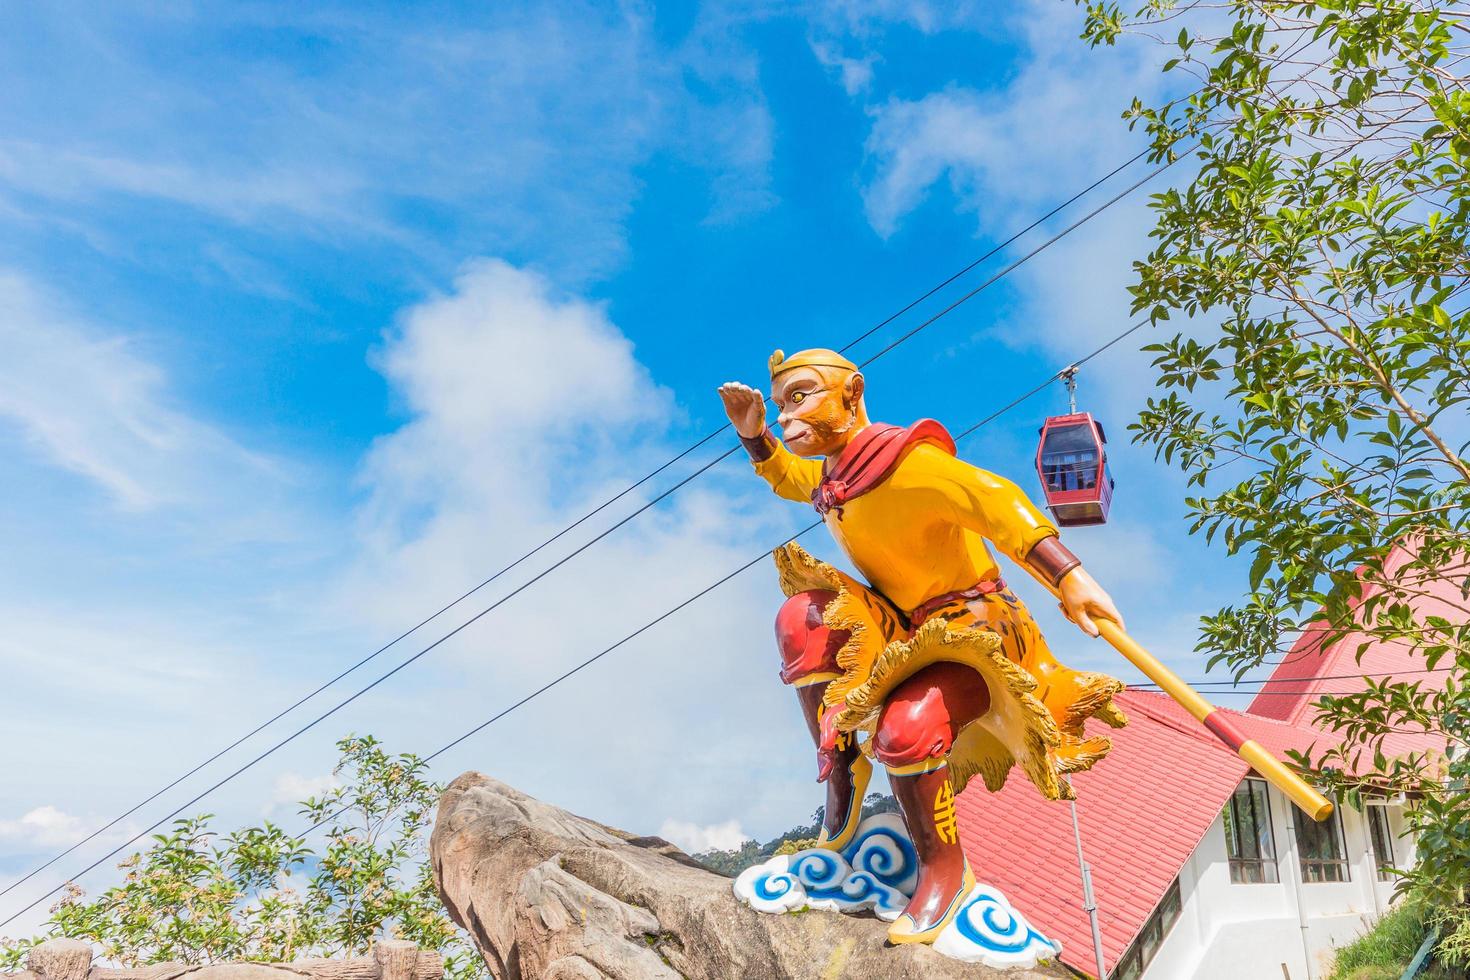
718 349 1128 948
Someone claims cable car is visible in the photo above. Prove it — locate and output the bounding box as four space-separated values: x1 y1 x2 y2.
1035 367 1113 527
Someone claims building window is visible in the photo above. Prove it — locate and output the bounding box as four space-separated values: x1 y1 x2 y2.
1112 877 1183 980
1366 805 1397 882
1223 778 1279 883
1294 803 1350 882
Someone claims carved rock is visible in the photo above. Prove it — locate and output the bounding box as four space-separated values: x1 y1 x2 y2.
430 772 1068 980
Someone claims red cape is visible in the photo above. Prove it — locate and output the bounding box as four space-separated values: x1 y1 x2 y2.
811 419 956 518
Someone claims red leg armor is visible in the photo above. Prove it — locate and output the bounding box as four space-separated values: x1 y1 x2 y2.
872 663 989 944
775 589 845 685
776 590 871 851
885 762 975 944
871 662 990 768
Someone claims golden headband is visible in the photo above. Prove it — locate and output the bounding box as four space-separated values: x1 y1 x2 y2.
768 348 860 379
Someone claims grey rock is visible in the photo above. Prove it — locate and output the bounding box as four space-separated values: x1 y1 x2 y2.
430 772 1068 980
26 940 91 980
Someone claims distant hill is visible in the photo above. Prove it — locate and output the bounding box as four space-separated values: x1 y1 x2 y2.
692 792 899 876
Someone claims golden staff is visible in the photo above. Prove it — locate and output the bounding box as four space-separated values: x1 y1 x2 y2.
1047 586 1335 821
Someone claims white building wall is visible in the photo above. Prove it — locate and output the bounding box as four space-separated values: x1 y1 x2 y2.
1140 782 1414 980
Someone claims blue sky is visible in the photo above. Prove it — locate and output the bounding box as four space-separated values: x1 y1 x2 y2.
0 0 1254 930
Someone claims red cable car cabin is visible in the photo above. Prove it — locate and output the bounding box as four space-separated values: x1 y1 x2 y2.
1034 412 1113 527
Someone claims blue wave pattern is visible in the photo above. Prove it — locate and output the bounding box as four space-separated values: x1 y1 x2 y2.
734 814 913 920
734 814 1062 968
750 848 840 902
935 883 1063 967
842 820 918 895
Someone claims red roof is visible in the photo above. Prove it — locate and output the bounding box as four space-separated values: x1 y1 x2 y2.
957 551 1458 976
957 692 1330 976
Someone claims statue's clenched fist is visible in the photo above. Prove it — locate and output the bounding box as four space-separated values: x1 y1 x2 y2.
718 381 768 438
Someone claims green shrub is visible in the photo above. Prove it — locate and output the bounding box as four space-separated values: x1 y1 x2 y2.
0 737 485 980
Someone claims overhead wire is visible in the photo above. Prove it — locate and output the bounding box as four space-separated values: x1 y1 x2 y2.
4 39 1388 919
0 143 1160 908
1128 666 1455 692
1 145 1190 927
0 147 1187 928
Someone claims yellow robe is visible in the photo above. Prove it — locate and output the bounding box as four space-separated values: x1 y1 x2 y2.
756 439 1056 611
754 434 1126 799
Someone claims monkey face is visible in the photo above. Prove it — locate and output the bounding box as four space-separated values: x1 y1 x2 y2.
773 366 864 459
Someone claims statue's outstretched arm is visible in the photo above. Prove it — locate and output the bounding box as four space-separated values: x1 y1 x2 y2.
718 381 822 503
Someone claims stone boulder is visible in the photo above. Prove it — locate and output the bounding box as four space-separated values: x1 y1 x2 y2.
429 772 1068 980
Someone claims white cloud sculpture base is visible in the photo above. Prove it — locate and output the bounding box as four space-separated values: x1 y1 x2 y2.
732 813 1063 970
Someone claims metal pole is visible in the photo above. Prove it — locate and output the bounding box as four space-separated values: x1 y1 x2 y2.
1283 817 1315 979
1069 792 1108 979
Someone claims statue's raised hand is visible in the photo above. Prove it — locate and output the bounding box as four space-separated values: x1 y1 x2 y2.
718 381 768 438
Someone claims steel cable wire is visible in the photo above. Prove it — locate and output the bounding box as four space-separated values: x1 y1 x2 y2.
0 145 1158 908
1 154 1190 927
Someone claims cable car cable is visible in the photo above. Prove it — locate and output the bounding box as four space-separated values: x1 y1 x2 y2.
833 144 1152 357
0 143 1165 908
1 303 1165 929
0 48 1354 921
0 414 730 906
1132 665 1454 690
3 146 1194 925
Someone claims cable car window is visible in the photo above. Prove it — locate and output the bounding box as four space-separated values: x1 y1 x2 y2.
1040 424 1099 493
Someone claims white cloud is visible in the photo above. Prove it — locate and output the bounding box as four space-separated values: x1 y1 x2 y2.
0 807 87 850
858 0 1161 238
673 9 780 223
0 140 372 233
810 38 878 96
0 4 789 280
267 772 342 815
0 270 295 516
0 256 817 904
324 258 814 839
658 817 751 854
352 258 671 562
814 1 989 36
847 0 1197 422
0 805 144 856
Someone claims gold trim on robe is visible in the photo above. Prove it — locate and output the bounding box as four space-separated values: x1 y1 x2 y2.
773 541 1126 800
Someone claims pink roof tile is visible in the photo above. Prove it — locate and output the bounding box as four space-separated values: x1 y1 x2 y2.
1249 546 1469 729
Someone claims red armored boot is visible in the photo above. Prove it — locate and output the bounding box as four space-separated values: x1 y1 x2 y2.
778 589 871 851
869 661 989 944
797 683 872 849
885 760 975 943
